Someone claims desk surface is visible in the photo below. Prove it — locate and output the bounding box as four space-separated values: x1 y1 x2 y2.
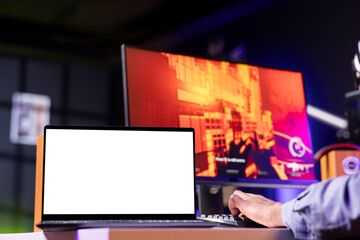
0 227 294 240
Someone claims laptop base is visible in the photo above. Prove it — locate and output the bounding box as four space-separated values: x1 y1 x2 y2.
37 219 218 232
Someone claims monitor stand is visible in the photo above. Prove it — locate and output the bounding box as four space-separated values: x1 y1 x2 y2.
197 184 224 215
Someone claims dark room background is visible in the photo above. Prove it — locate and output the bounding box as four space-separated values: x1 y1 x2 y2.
1 0 360 233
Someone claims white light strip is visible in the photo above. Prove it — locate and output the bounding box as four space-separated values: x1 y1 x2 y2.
307 104 348 129
354 54 360 72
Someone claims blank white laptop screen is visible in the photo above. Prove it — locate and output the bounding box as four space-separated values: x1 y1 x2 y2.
42 127 195 216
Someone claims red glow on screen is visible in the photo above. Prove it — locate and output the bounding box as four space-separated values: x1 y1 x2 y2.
125 47 315 180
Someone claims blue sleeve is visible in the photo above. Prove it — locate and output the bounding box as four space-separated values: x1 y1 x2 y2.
281 172 360 240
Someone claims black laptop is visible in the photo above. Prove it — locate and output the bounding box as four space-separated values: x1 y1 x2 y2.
37 125 217 231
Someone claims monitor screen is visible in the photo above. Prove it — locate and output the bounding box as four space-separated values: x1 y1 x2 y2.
121 45 317 188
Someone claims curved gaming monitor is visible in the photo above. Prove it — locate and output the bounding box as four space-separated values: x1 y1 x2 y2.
121 45 317 188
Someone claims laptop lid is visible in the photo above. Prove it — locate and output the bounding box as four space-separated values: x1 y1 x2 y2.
41 125 196 221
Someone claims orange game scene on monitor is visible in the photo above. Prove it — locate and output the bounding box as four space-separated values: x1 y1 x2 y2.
124 46 315 181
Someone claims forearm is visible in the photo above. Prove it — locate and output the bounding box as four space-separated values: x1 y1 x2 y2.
269 202 285 228
281 173 360 240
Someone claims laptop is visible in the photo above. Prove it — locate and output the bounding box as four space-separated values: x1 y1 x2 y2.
36 125 217 231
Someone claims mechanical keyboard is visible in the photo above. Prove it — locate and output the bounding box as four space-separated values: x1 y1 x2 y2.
197 214 266 228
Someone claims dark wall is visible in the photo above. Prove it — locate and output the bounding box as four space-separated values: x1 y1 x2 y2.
0 55 120 233
174 0 360 155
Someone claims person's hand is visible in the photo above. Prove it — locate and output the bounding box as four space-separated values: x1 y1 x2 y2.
228 190 285 228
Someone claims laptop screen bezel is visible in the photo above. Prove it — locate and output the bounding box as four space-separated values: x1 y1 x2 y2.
41 125 197 221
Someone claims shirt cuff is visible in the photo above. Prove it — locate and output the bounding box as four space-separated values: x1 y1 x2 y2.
281 198 312 240
281 199 295 229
